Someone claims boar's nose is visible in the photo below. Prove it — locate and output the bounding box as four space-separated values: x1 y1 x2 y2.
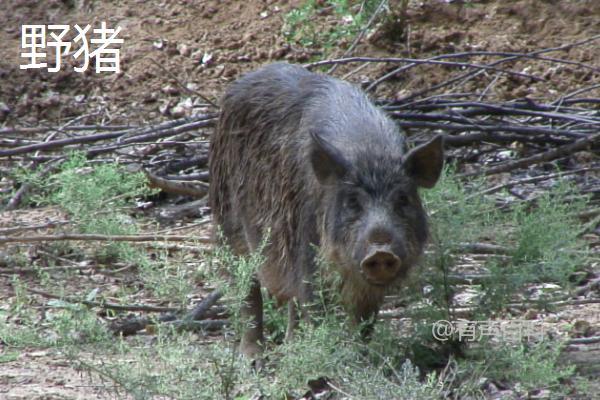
367 228 393 245
360 247 401 285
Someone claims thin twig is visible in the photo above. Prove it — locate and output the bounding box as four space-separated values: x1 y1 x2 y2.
328 0 388 74
24 287 180 313
465 167 600 199
459 133 600 178
149 59 218 108
0 233 212 244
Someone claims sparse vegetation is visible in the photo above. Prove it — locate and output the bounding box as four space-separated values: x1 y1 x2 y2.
2 165 594 399
283 0 387 50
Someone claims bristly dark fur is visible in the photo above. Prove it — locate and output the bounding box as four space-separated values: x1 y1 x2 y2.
209 62 441 325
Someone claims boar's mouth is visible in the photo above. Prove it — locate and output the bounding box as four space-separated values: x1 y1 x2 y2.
362 276 389 287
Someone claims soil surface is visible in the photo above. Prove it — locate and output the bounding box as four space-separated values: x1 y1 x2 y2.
1 0 598 126
0 1 599 399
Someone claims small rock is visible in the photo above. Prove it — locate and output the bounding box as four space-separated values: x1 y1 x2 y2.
255 49 268 60
170 105 186 118
225 41 242 50
158 101 170 115
571 320 592 338
223 67 238 78
142 93 158 104
212 64 225 78
523 309 538 320
202 52 214 65
202 6 218 18
177 43 191 57
0 102 10 119
186 82 199 92
153 39 164 49
162 84 179 96
269 46 290 60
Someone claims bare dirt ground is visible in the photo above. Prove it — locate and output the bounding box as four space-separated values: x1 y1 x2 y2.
1 0 599 125
0 0 599 398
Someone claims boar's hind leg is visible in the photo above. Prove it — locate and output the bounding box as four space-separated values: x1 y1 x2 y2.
239 276 264 358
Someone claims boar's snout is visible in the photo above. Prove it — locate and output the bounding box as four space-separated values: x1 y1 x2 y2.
357 225 406 285
360 246 402 285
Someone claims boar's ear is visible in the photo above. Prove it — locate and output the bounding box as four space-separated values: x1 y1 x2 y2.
404 135 444 188
309 130 350 184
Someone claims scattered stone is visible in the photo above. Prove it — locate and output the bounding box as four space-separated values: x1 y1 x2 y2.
162 84 180 96
177 43 191 57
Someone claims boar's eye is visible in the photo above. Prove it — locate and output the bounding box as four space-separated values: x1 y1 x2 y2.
344 194 362 213
395 193 410 210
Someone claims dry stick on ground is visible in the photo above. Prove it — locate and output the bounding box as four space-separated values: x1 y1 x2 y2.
387 100 600 125
394 120 585 141
465 166 600 200
327 0 388 75
145 170 209 197
0 125 131 136
4 161 58 210
149 58 218 108
0 233 212 244
459 132 600 178
0 264 96 275
0 220 70 234
0 114 217 157
183 289 224 321
385 102 600 138
553 83 600 106
85 118 216 157
168 319 229 334
392 35 600 104
567 336 600 346
579 214 600 236
308 55 541 82
109 290 226 336
24 286 179 313
307 48 600 73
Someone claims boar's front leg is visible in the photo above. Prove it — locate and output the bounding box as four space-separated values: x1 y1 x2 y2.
285 301 299 342
240 276 264 358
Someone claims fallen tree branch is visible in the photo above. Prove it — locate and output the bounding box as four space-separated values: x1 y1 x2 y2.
24 286 180 313
0 220 70 235
0 233 212 244
459 133 600 177
0 115 217 158
466 167 600 199
108 290 226 336
145 170 209 197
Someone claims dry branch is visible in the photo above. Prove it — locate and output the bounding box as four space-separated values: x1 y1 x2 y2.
0 115 217 158
25 287 180 313
0 233 212 244
460 133 600 177
145 170 209 197
108 290 226 336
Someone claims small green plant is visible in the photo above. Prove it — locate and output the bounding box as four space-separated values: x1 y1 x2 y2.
138 251 195 305
283 0 387 50
206 232 268 335
462 340 575 395
15 152 156 263
511 182 587 282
